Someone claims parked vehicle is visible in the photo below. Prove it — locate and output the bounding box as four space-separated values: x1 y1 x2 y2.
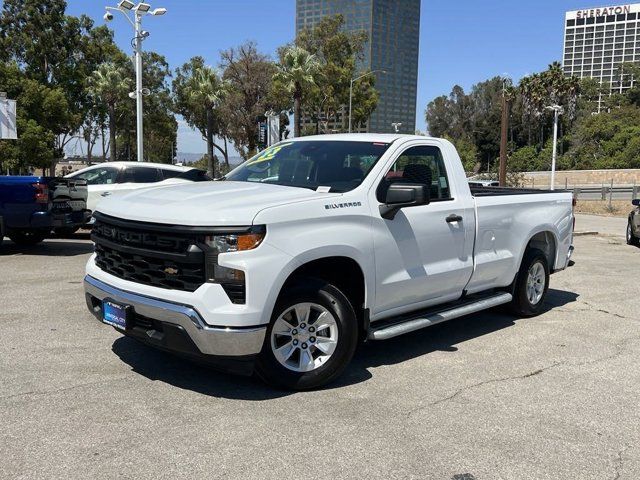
468 179 500 187
627 198 640 246
66 162 211 214
83 134 574 390
0 176 90 246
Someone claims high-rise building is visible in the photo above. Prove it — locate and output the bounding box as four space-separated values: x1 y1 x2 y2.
563 4 640 93
295 0 420 134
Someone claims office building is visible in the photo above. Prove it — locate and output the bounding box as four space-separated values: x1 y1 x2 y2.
563 4 640 93
296 0 420 134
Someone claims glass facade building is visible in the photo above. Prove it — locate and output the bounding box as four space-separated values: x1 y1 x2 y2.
563 4 640 93
296 0 421 134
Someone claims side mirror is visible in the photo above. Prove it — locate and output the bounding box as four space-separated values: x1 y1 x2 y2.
379 183 430 220
632 199 640 207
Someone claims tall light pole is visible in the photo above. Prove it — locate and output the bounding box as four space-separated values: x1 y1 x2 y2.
348 69 386 133
104 1 166 162
546 104 564 190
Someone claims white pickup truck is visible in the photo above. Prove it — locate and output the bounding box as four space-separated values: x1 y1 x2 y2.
84 134 574 390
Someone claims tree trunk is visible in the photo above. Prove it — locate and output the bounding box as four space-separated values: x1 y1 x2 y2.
101 125 107 161
223 137 229 168
294 83 302 138
206 107 215 178
109 104 117 162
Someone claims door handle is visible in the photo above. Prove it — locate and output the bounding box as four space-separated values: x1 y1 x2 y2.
101 191 112 197
446 214 463 223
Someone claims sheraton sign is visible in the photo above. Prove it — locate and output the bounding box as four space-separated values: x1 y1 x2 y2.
566 4 640 20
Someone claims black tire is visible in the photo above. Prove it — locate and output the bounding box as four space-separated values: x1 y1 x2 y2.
8 230 47 246
54 226 80 237
509 248 550 317
255 277 359 390
626 220 640 246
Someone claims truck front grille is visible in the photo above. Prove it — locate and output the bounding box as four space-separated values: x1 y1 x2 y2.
92 214 206 292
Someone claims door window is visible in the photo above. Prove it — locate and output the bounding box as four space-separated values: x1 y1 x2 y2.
377 145 451 202
121 167 161 183
71 167 119 185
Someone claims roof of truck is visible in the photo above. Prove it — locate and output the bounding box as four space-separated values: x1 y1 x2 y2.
286 133 436 143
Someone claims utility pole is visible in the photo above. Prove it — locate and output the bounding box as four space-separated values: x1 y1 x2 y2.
498 77 512 187
546 104 564 191
498 93 509 186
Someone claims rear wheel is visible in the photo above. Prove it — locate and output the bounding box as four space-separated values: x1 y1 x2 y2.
626 220 639 246
255 277 358 390
510 248 549 317
8 230 46 246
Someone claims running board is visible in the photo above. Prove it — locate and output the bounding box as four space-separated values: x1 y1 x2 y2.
367 292 513 341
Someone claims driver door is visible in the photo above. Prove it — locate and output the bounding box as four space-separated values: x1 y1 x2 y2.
370 143 475 320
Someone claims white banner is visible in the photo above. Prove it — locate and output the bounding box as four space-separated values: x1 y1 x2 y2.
267 115 280 147
0 98 17 140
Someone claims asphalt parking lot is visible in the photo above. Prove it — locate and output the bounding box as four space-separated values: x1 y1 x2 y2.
1 215 639 480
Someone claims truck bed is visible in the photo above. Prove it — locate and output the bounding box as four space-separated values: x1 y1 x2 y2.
470 186 569 197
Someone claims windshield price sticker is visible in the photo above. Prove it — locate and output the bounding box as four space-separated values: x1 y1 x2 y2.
248 142 293 166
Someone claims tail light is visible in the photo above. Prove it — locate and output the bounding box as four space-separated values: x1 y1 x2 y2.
572 195 576 231
33 182 49 204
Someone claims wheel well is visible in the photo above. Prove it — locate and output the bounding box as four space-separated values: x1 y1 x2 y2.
283 257 366 332
527 231 556 270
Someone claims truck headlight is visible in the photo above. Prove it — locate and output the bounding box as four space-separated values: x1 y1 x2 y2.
205 230 265 253
203 226 266 304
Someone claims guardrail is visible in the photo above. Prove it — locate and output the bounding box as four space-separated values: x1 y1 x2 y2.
564 184 638 203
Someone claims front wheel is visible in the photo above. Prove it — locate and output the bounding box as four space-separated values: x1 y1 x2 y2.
255 277 358 390
8 230 47 246
509 248 550 317
626 221 639 246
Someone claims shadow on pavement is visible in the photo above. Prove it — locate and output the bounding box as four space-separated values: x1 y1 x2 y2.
0 238 94 257
111 336 294 401
111 288 579 398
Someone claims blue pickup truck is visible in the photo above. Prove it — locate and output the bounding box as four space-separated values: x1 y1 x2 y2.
0 176 91 247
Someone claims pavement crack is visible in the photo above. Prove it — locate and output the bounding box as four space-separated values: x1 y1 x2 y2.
612 444 630 480
0 378 123 402
572 335 640 368
406 362 562 418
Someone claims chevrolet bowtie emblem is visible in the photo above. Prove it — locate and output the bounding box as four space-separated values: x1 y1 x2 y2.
163 267 179 275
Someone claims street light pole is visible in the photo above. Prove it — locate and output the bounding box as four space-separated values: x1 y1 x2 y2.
104 2 166 162
134 12 144 162
348 69 386 133
546 104 563 191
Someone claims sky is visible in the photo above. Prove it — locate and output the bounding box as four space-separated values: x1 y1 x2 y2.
63 0 598 154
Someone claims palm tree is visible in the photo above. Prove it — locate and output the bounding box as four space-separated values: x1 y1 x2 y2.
274 46 318 137
86 62 131 162
185 66 226 177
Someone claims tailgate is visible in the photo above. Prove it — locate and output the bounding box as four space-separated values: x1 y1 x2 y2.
48 178 88 211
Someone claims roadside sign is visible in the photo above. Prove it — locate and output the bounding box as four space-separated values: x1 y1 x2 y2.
0 97 17 140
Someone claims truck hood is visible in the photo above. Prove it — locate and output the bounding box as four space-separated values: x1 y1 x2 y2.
95 181 339 226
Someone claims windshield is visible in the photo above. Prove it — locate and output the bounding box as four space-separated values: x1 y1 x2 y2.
225 140 390 192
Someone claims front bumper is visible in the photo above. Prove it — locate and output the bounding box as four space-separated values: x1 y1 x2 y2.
84 275 267 375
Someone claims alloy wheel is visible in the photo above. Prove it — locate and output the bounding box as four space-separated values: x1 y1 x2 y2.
270 302 339 373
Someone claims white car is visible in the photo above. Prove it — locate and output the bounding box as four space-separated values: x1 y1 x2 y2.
66 162 211 214
83 134 574 390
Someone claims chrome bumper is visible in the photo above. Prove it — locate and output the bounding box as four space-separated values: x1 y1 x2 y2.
84 275 266 357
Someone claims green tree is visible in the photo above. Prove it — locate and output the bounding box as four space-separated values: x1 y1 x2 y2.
274 46 318 137
295 14 378 132
173 61 225 176
86 62 131 162
220 42 282 159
